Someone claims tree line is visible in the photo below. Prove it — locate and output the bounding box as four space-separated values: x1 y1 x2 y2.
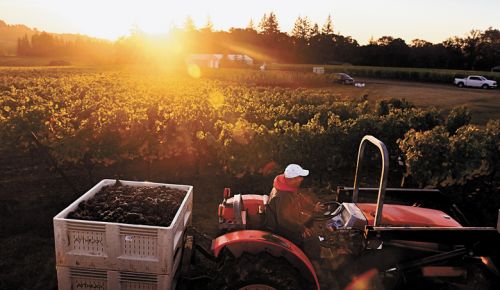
17 13 500 70
17 32 113 61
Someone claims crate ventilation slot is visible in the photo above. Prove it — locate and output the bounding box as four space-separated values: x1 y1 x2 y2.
120 226 158 258
67 221 105 232
70 268 107 279
120 272 158 283
120 226 158 237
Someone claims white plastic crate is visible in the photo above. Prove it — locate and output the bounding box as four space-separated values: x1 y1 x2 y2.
56 266 177 290
54 179 193 276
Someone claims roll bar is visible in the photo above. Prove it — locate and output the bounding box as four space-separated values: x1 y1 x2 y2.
497 209 500 234
352 135 389 226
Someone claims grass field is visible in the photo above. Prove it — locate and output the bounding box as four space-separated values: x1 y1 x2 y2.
320 77 500 124
271 63 500 84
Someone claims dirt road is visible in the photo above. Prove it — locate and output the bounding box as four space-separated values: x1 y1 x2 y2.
330 78 500 124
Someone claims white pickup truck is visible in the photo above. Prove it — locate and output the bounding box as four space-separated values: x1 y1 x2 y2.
454 75 497 89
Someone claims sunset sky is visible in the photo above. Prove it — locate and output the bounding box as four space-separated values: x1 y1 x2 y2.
1 0 499 44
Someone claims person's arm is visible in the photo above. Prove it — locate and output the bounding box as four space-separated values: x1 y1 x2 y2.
275 194 306 235
298 192 317 212
298 192 324 213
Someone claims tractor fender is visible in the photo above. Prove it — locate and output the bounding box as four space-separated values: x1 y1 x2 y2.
212 230 320 290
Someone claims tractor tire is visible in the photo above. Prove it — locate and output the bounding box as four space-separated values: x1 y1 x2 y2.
211 252 312 290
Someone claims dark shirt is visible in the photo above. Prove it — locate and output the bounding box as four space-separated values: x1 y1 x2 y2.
265 174 314 243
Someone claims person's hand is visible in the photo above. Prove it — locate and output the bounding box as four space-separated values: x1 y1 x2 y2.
326 225 335 232
313 202 325 213
302 227 313 238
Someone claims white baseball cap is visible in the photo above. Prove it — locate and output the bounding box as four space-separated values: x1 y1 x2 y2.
284 164 309 178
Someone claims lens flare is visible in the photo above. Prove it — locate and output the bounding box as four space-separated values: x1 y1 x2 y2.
209 91 225 109
187 64 201 78
232 119 254 145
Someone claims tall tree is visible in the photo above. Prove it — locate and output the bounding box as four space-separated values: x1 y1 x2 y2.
17 34 31 56
259 12 280 35
310 23 320 38
31 32 56 56
322 14 334 35
443 36 466 69
478 28 500 69
201 16 214 32
291 16 314 62
463 29 482 70
183 16 196 32
291 17 305 39
291 16 311 39
258 13 267 34
247 19 255 31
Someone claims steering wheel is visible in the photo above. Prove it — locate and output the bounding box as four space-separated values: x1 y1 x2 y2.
312 201 343 220
322 201 343 217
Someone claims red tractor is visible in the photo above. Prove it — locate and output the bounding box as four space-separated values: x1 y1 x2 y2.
180 136 500 290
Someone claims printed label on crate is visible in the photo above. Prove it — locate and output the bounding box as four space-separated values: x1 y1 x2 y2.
72 278 106 289
69 231 106 256
66 222 106 256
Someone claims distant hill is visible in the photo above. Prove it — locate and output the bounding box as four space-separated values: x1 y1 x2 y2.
0 19 107 56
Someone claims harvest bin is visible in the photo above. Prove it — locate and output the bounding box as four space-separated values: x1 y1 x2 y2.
56 266 173 290
54 179 193 289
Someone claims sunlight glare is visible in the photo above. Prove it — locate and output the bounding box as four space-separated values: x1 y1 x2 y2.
170 42 184 55
63 0 189 40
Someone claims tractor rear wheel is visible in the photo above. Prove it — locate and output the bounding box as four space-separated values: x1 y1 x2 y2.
212 252 311 290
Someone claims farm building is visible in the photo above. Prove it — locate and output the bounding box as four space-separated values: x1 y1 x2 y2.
186 54 254 68
226 54 254 65
186 54 223 68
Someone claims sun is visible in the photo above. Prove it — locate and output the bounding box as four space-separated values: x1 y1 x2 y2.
65 0 186 40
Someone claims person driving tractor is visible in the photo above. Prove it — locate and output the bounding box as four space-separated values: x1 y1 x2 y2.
265 164 324 245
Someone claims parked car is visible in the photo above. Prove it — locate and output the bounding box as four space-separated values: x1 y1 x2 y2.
491 65 500 72
336 73 355 85
454 75 497 89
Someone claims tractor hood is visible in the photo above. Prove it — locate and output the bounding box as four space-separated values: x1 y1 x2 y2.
356 203 462 227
